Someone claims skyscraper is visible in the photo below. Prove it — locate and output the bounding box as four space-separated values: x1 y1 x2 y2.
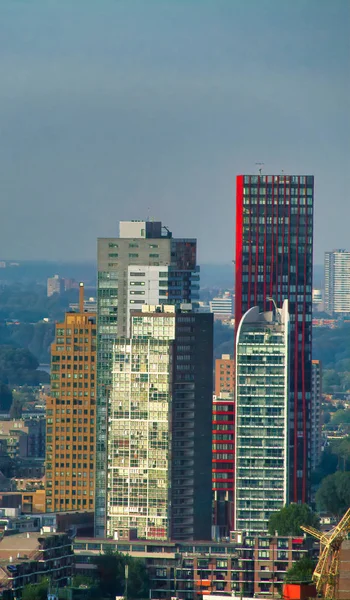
324 249 350 315
95 221 200 537
235 174 314 503
107 304 213 541
234 301 289 533
45 284 96 513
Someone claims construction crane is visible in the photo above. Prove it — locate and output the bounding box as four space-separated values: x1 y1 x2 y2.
300 507 350 599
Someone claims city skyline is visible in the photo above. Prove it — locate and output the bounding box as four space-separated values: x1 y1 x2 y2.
0 1 348 264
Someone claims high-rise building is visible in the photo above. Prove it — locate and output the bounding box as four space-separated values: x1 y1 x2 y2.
96 221 200 537
234 301 290 533
311 360 322 472
215 354 235 396
107 304 213 541
212 392 235 538
324 249 350 315
235 174 314 503
47 274 64 297
45 284 96 513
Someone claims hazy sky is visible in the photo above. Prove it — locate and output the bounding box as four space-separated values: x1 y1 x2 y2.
0 0 349 264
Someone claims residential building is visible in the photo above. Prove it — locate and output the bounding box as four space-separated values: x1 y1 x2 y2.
47 274 64 297
311 360 322 472
0 532 73 598
210 292 234 319
235 174 314 503
73 533 313 600
45 284 96 513
215 354 235 396
324 249 350 315
96 220 200 537
107 304 213 541
234 301 290 533
212 393 235 538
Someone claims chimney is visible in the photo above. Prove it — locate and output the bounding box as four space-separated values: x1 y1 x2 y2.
79 282 84 313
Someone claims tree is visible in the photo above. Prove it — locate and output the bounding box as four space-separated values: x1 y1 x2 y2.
285 556 315 584
268 504 320 536
9 393 23 418
22 578 49 600
0 382 12 412
94 550 149 599
326 409 350 430
127 557 150 599
316 471 350 518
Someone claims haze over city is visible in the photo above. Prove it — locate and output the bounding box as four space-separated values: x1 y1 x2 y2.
0 0 349 263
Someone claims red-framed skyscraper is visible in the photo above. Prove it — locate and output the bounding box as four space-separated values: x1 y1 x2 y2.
235 174 314 503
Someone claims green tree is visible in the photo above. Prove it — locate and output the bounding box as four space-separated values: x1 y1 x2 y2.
326 409 350 430
22 578 49 600
316 471 350 518
284 556 315 584
0 382 12 411
94 549 125 598
9 393 23 418
127 557 150 599
268 504 320 536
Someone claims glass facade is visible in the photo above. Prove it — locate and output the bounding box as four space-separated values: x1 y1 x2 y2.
96 228 199 537
235 174 313 503
235 302 289 533
108 336 173 540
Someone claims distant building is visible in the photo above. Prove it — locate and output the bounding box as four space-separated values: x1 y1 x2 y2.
324 249 350 315
210 292 233 319
107 304 213 541
45 283 96 513
47 274 64 297
64 278 79 291
215 354 235 396
212 392 234 538
311 360 322 471
69 297 97 313
312 288 324 312
235 300 290 533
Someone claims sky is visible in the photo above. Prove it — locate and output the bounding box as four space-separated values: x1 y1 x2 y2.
0 0 349 264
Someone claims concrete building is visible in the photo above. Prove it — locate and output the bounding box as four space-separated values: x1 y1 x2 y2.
311 360 322 472
96 220 200 537
215 354 235 396
235 174 314 504
324 249 350 315
45 284 96 513
47 274 64 297
212 393 235 539
107 304 213 541
235 300 290 534
210 292 234 319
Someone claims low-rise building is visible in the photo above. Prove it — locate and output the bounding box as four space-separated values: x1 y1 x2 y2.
73 533 314 600
0 532 73 598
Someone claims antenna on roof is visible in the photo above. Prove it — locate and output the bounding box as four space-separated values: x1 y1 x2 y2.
255 162 264 175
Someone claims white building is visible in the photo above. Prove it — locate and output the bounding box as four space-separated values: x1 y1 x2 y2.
209 292 233 318
234 300 289 534
324 249 350 315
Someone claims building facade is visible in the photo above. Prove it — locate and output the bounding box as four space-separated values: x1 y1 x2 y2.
45 284 96 513
235 174 313 503
215 354 235 396
96 221 200 537
311 360 322 472
47 274 64 297
212 393 235 539
209 292 234 319
234 301 289 533
324 249 350 315
106 304 213 541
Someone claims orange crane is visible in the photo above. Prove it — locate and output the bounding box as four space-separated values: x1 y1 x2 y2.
300 507 350 599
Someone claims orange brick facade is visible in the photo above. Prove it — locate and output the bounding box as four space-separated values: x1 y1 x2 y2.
45 284 96 513
215 354 235 396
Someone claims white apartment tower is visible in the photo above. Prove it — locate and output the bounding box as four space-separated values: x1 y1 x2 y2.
234 300 290 534
324 250 350 315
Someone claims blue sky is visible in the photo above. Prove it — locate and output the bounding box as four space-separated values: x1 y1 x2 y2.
0 0 349 263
